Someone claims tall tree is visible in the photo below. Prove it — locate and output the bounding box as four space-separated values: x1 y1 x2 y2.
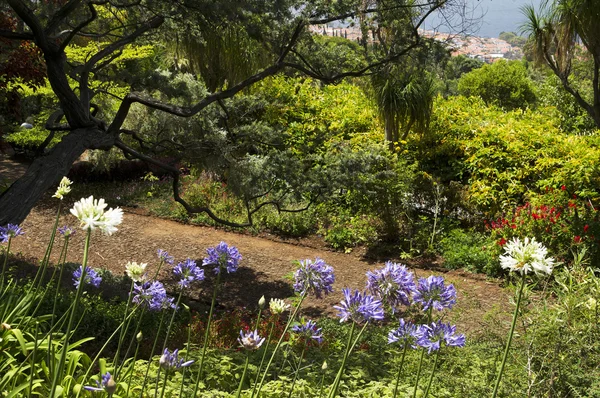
522 0 600 127
0 0 458 225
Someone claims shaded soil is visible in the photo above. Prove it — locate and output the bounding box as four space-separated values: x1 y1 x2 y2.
9 205 512 335
2 155 512 334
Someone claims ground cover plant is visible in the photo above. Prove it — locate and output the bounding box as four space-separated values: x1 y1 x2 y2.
2 179 600 397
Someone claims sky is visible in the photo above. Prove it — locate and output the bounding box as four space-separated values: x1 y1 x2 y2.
424 0 543 38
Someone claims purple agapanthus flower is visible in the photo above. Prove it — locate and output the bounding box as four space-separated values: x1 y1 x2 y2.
334 288 385 324
413 275 456 311
57 225 76 238
84 372 116 393
292 319 323 344
388 318 420 349
293 258 335 298
132 281 175 311
416 322 466 353
159 348 194 370
366 261 416 312
173 258 205 289
157 249 174 265
202 241 242 274
72 265 102 289
238 329 266 350
0 224 24 243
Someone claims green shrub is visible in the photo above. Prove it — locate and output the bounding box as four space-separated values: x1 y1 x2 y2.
320 211 379 251
439 229 499 275
458 59 536 110
422 95 600 216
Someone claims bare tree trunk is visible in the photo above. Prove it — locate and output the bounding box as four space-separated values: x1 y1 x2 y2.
0 127 113 225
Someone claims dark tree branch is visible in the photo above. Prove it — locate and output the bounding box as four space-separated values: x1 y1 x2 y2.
45 0 84 36
7 0 52 52
0 29 34 40
308 2 438 25
108 62 286 134
59 3 98 51
92 49 124 72
80 15 164 110
115 138 317 227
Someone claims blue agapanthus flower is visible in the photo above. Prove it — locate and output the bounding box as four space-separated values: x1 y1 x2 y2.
57 225 76 238
413 275 456 311
72 265 102 289
202 242 242 274
84 372 116 393
366 261 416 312
416 322 466 353
132 281 174 311
0 223 24 243
173 258 205 289
292 319 323 344
334 288 385 324
388 318 420 349
293 258 335 298
157 249 174 265
159 348 194 370
238 329 266 350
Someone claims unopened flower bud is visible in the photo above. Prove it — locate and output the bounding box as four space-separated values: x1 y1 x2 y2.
136 331 143 342
322 360 327 370
105 375 117 394
258 295 266 309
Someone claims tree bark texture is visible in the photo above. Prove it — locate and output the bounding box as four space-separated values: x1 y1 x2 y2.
0 127 113 225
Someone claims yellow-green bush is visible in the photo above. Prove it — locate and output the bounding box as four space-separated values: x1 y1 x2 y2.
422 95 600 216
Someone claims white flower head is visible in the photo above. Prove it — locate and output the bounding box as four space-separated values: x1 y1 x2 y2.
125 261 148 282
269 298 290 315
70 196 123 235
53 176 72 200
499 237 555 276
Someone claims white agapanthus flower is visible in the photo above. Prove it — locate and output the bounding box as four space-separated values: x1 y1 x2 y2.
125 261 147 282
269 298 290 314
499 237 555 276
70 196 123 235
53 176 72 200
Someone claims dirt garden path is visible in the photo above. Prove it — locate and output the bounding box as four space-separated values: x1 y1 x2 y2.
8 204 511 334
2 156 511 333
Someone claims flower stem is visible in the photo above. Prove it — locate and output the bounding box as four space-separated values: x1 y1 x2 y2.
113 280 135 369
76 308 139 398
140 310 167 397
28 322 39 395
126 333 143 397
287 346 306 398
50 237 70 328
254 293 306 397
423 349 440 398
236 353 251 398
178 323 193 398
36 203 62 290
251 320 275 397
328 321 368 398
318 364 327 398
491 273 526 398
155 289 184 397
393 344 408 398
192 271 221 397
412 348 426 398
117 307 146 379
0 237 12 291
49 228 91 398
159 369 169 398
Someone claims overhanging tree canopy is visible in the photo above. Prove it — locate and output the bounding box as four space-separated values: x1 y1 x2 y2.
0 0 464 226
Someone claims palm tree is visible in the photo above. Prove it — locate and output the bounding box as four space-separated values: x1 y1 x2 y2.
371 64 436 149
521 0 600 127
